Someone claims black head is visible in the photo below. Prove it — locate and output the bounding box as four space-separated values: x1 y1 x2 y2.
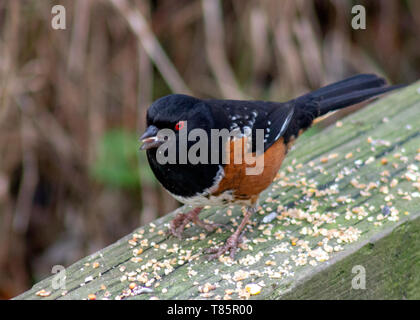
140 94 214 150
140 94 221 199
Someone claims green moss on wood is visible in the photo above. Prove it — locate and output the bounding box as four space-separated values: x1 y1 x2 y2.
279 215 420 299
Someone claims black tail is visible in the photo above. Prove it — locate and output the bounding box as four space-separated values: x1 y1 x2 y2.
290 74 403 132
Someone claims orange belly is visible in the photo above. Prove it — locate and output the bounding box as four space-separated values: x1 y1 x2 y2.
213 137 287 204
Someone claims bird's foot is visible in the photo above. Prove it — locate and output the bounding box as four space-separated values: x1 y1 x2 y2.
168 207 223 239
205 206 255 260
206 231 245 260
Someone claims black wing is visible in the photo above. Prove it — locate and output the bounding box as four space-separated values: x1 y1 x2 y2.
208 99 295 153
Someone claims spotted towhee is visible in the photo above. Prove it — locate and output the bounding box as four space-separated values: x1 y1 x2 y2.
140 74 401 259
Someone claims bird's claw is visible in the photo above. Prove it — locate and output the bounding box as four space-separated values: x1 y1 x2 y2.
205 231 245 260
166 208 224 239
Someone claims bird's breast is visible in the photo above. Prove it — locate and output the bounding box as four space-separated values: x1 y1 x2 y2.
146 135 288 207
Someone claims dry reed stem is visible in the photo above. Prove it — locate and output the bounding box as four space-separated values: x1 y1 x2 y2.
109 0 191 95
201 0 246 99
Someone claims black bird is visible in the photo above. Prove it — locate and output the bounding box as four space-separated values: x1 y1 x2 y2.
140 74 401 259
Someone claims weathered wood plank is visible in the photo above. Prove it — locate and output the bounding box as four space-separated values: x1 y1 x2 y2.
15 82 420 300
280 214 420 299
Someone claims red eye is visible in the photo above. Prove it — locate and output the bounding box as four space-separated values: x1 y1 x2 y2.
175 121 185 131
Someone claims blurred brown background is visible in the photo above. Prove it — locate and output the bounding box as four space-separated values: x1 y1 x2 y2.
0 0 419 299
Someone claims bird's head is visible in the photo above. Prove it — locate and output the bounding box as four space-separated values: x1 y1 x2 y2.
140 94 214 150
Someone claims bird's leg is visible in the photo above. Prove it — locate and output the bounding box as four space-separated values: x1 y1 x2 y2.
206 206 255 260
168 207 223 239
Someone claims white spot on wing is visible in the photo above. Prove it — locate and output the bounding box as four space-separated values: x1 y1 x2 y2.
274 107 294 141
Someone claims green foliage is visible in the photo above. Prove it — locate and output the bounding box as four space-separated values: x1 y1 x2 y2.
91 129 156 189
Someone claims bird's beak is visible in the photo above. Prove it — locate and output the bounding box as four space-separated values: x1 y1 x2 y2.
140 125 163 150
